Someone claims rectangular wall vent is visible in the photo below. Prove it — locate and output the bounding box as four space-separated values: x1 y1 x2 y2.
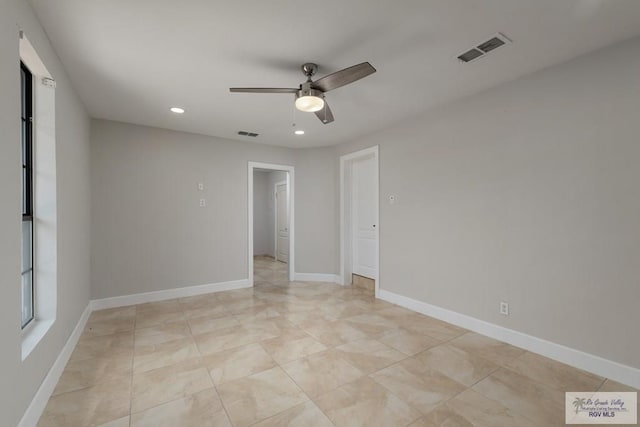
457 33 511 63
238 131 259 137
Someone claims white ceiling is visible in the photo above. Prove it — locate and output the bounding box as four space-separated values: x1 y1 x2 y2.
30 0 640 148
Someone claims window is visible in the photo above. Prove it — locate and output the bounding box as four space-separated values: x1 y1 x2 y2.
21 61 34 329
20 33 58 358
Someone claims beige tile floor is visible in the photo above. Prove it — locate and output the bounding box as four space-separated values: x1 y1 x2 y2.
38 256 638 426
352 274 375 294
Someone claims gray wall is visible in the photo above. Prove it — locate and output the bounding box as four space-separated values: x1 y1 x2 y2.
90 120 304 298
252 170 288 257
266 171 287 258
338 37 640 369
0 1 91 425
6 9 636 423
295 147 339 274
252 171 271 256
91 120 338 299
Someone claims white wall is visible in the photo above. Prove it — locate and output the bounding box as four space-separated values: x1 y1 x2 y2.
91 120 299 298
338 36 640 369
0 1 91 425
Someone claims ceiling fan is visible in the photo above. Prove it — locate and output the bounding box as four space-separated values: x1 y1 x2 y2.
230 62 376 124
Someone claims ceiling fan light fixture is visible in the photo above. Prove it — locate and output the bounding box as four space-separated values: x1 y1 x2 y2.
230 61 375 124
295 95 324 112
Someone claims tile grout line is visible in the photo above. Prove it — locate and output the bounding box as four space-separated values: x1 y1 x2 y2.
250 270 336 426
494 359 606 395
129 303 231 422
263 342 338 427
198 330 236 427
194 275 302 426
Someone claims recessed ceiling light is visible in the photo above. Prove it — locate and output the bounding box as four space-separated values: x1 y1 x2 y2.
294 130 305 135
170 107 185 114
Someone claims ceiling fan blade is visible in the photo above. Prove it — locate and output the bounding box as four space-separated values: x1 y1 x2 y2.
311 62 376 92
315 101 334 124
229 88 298 93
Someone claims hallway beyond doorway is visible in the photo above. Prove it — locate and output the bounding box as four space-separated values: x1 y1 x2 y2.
253 255 288 284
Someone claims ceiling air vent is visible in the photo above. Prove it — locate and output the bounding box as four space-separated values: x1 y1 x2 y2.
457 33 511 63
477 37 505 53
458 48 483 63
238 131 259 137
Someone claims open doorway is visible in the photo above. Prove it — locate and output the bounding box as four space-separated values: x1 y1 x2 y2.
340 146 379 296
248 162 294 286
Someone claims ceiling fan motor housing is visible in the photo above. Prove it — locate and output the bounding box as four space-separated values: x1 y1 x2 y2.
297 82 324 100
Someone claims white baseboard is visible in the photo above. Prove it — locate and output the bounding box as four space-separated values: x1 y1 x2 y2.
91 279 251 310
293 272 341 284
378 289 640 389
18 304 92 427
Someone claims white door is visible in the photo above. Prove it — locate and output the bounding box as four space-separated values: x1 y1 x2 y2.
351 154 377 279
275 182 289 263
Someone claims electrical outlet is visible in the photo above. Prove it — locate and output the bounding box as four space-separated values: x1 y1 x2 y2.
197 182 204 191
199 198 206 207
500 301 509 316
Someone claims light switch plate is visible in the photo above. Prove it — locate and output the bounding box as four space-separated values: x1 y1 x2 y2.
500 301 509 316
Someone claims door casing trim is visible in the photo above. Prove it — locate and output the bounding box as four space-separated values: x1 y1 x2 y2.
248 162 294 285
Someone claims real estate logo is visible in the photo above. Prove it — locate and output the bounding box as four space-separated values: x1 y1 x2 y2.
566 392 637 424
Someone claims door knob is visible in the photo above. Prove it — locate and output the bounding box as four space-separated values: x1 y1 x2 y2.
373 225 376 228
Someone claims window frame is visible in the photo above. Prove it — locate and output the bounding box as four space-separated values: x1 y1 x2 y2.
21 61 35 329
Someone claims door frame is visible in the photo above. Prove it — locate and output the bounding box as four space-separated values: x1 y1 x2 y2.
248 162 295 285
340 146 379 297
274 180 287 262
